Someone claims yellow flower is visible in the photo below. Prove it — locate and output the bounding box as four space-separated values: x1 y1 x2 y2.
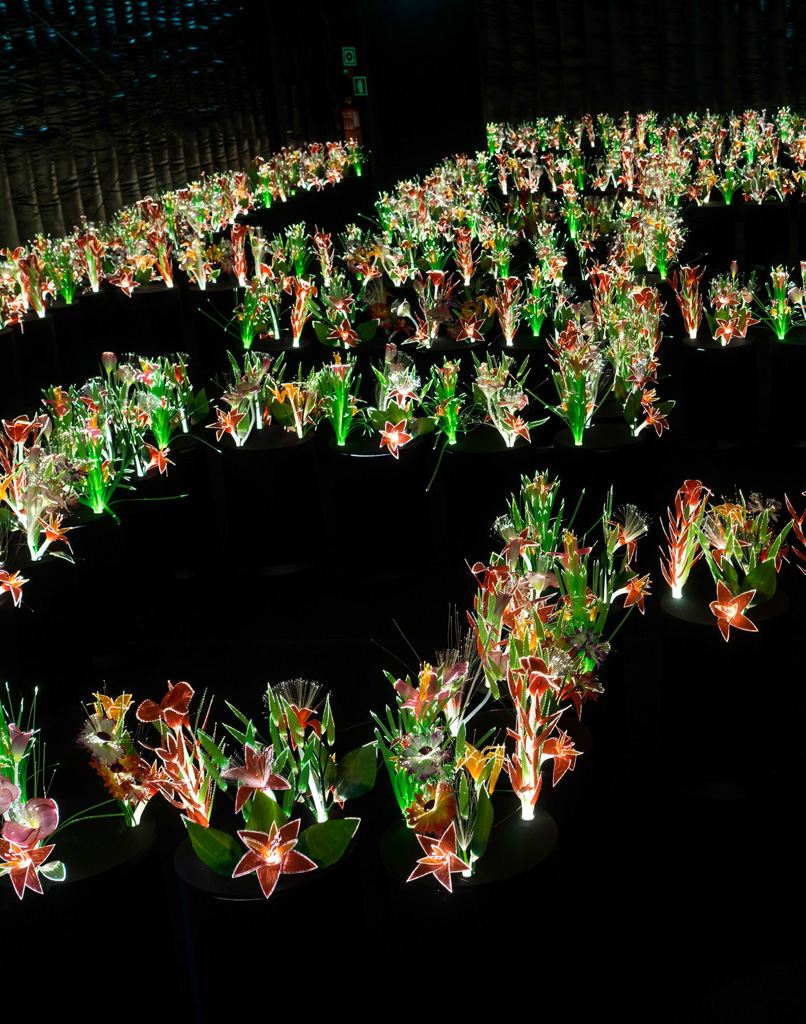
458 742 506 794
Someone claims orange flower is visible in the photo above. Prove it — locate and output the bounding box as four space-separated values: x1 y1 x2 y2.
405 781 456 835
709 580 757 642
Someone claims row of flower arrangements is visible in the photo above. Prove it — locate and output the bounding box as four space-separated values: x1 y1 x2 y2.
4 467 803 898
5 302 806 600
488 108 806 206
0 139 363 327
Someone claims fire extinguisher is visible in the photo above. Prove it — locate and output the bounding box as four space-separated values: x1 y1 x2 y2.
341 98 363 146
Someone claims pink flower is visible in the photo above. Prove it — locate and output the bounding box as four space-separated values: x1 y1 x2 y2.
7 724 33 761
1 796 59 848
0 777 20 815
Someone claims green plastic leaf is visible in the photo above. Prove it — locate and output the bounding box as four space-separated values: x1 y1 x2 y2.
197 728 228 769
40 860 66 882
744 559 778 603
247 790 287 833
183 818 242 876
296 817 359 867
357 319 378 342
225 701 251 728
313 320 329 344
470 785 494 860
281 696 305 750
322 694 335 747
223 722 249 747
334 744 378 802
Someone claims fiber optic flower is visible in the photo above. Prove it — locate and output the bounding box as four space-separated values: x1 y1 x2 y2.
2 796 59 848
221 743 291 814
399 728 451 782
405 781 456 835
232 818 317 899
380 419 412 459
136 681 194 729
0 837 56 899
623 573 652 614
709 581 757 642
0 777 19 816
541 731 580 786
77 714 125 765
407 822 469 892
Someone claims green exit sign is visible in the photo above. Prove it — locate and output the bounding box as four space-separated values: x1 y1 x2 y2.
342 46 356 66
353 76 368 97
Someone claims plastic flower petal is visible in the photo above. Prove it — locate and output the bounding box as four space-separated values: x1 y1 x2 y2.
405 780 456 835
0 777 20 815
709 580 757 642
136 681 194 729
407 822 470 892
380 419 412 459
623 573 652 614
221 743 291 814
541 731 580 786
1 797 59 847
233 818 317 899
0 839 56 898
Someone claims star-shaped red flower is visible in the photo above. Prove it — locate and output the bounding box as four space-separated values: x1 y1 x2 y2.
623 573 652 614
709 580 757 642
221 743 291 814
380 420 412 459
233 818 317 898
0 839 56 899
406 822 470 893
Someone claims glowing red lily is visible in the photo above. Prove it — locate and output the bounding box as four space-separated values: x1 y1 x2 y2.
380 420 412 459
407 822 469 892
0 839 56 898
221 743 291 814
709 580 757 642
233 818 317 898
623 573 652 614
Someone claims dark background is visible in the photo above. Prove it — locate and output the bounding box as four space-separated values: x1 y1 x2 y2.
1 2 805 1020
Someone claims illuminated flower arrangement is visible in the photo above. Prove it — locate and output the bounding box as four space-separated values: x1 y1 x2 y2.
754 264 806 341
1 686 65 898
363 344 426 457
374 472 651 890
471 352 542 447
124 678 377 898
703 265 759 346
661 481 794 639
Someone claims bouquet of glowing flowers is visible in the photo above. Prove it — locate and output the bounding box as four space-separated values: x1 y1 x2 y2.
0 413 74 563
363 344 428 457
753 264 806 341
373 638 506 890
208 350 274 448
178 679 376 898
703 264 759 346
374 473 652 891
78 691 165 827
1 685 64 898
661 481 793 640
471 352 544 448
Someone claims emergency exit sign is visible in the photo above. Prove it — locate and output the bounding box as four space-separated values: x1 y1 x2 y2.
353 76 368 97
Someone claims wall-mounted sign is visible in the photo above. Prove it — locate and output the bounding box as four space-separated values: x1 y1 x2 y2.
353 75 368 97
342 47 356 66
